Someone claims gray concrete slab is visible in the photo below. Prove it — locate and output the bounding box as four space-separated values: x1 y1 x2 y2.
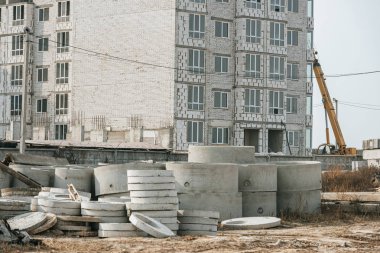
177 217 218 225
81 209 127 217
130 190 177 198
7 212 47 232
128 183 176 191
129 210 177 218
10 165 51 188
54 167 94 193
81 201 126 211
177 210 220 219
130 213 175 238
127 203 178 211
130 197 178 204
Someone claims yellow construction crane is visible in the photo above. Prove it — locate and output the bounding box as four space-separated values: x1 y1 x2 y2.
313 52 357 155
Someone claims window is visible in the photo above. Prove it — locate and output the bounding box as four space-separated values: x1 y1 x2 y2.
57 32 69 53
11 95 22 116
246 19 261 43
188 85 204 111
11 65 23 86
246 0 261 9
307 63 313 83
187 121 204 143
245 54 261 78
215 21 228 38
306 128 312 149
215 56 228 73
190 0 206 3
269 56 285 80
188 49 205 74
212 128 229 144
56 62 69 84
287 131 299 147
12 5 24 26
270 0 285 12
288 0 299 12
214 91 228 108
269 91 284 115
38 8 49 21
287 63 299 80
270 22 285 46
307 0 314 17
12 35 23 56
38 37 49 52
189 14 205 39
56 93 68 115
307 31 313 49
37 67 48 82
306 96 312 115
36 99 47 113
244 89 261 113
287 30 298 46
58 1 70 21
55 124 68 140
286 96 297 114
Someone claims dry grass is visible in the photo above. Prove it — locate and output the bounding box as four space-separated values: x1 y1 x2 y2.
322 166 380 192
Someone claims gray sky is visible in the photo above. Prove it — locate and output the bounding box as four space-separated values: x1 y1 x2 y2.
313 0 380 149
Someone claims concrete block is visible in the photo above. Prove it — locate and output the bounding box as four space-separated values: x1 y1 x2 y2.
188 146 255 164
178 192 242 221
238 164 277 192
81 209 127 217
91 216 128 223
130 197 179 204
277 190 321 214
81 201 126 211
166 162 238 193
127 203 178 211
178 217 218 225
38 199 81 209
242 192 277 217
39 206 81 216
129 210 177 218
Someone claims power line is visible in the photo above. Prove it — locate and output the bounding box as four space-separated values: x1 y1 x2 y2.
339 102 380 111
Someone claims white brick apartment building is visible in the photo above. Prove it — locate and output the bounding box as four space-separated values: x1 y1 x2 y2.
0 0 314 154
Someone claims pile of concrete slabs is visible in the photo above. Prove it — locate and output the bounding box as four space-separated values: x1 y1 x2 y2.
238 164 277 217
94 163 165 198
275 162 322 214
10 164 54 188
127 170 179 233
37 198 81 216
81 201 128 223
54 166 94 193
0 199 31 219
166 162 241 220
188 146 256 164
98 223 147 238
177 210 219 236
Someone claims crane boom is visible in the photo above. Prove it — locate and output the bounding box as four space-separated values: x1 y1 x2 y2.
313 56 357 155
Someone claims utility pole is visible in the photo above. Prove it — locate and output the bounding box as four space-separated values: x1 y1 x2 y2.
20 27 31 154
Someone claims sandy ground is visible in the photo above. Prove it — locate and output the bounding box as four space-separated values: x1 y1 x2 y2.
2 215 380 253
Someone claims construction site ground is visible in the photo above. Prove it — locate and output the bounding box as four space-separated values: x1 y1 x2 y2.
1 213 379 253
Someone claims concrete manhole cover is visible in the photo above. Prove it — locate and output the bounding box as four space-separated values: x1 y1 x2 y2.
7 212 48 232
221 217 281 230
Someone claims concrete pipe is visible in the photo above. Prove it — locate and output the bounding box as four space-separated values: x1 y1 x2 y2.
178 192 242 221
238 164 277 192
10 165 52 188
277 190 321 214
166 162 238 193
54 166 94 193
274 162 322 191
0 169 11 189
242 192 277 217
188 146 255 164
93 163 165 196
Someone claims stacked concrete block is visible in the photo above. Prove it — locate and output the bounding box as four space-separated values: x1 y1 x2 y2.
166 162 241 221
177 210 219 236
94 163 165 199
81 201 128 223
275 162 322 214
238 164 277 217
127 170 179 234
98 223 147 238
37 198 81 216
0 199 31 219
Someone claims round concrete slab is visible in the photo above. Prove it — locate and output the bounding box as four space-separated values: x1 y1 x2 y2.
178 217 218 225
81 209 127 217
128 177 175 184
177 210 220 219
130 190 177 198
130 210 177 218
188 146 256 164
153 218 178 224
7 212 48 232
97 197 131 203
166 163 238 193
57 215 101 223
95 216 128 223
127 203 178 211
130 212 175 238
221 217 281 230
38 199 81 209
178 230 217 236
130 197 178 204
28 213 57 235
0 199 29 207
128 183 176 191
179 224 217 232
99 223 137 231
98 230 147 238
127 170 173 177
40 206 81 216
81 201 126 211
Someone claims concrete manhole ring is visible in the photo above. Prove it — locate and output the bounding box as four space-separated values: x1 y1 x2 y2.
129 212 175 238
221 217 281 230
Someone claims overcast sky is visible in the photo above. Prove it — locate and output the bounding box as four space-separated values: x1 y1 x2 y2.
313 0 380 149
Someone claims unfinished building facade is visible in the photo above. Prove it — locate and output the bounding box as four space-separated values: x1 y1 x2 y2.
0 0 314 154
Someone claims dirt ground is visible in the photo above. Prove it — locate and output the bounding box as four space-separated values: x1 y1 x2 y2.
2 214 380 253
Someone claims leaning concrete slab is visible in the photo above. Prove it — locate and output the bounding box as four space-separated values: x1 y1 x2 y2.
130 212 175 238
